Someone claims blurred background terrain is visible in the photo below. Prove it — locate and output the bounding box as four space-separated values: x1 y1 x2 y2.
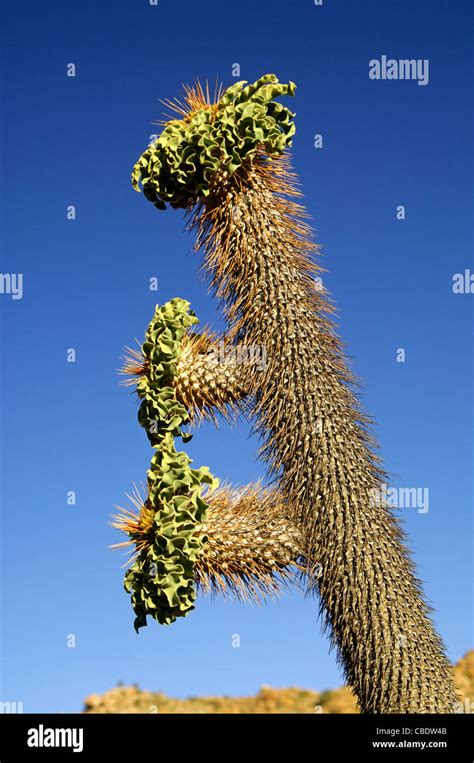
83 650 474 714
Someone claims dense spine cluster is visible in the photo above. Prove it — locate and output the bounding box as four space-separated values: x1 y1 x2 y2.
198 483 305 602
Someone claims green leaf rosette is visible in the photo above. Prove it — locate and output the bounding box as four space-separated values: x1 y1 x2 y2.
131 74 296 209
124 298 218 631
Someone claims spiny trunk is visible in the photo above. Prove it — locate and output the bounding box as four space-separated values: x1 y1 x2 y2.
194 154 456 713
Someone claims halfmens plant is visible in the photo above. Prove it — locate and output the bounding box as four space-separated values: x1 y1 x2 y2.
116 74 456 713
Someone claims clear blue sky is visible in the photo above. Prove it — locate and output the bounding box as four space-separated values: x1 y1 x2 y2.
1 0 472 713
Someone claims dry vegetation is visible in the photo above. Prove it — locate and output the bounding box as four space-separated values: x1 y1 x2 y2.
83 650 473 714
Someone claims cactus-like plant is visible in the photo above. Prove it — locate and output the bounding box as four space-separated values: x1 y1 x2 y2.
115 75 456 713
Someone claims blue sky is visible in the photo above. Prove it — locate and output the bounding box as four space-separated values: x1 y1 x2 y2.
1 0 472 712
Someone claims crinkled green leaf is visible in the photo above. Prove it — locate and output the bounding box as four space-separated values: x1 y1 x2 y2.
131 74 296 208
123 298 217 630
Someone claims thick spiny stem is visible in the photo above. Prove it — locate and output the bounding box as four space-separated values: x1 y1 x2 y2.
197 483 305 602
175 333 249 423
194 154 456 713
